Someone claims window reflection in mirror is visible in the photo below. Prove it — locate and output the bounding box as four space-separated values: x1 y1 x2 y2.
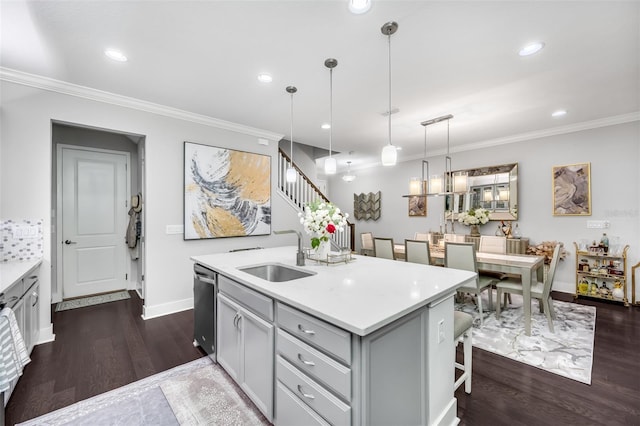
445 163 518 221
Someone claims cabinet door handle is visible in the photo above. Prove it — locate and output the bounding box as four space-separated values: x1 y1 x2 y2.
297 353 315 366
297 385 315 400
297 324 315 335
32 291 39 307
233 313 241 328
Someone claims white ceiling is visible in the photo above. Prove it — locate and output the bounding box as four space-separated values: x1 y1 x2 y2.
1 1 638 172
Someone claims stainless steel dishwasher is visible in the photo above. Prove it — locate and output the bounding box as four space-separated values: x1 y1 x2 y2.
193 263 217 361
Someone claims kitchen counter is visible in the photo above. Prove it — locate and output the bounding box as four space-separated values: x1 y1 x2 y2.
192 246 475 336
0 259 42 294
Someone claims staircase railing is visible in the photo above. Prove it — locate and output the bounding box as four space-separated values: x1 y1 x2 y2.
277 148 355 251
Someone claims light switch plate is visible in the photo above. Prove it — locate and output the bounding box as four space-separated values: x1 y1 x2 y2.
587 220 610 229
166 225 184 234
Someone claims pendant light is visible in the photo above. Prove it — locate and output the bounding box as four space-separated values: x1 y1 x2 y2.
324 58 338 175
285 86 297 183
342 161 356 182
380 21 398 166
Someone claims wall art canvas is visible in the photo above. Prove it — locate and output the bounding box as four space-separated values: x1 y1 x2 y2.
552 162 591 216
184 142 271 239
408 195 427 217
353 192 381 221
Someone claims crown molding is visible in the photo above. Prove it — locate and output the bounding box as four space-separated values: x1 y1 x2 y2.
0 67 284 142
397 111 640 163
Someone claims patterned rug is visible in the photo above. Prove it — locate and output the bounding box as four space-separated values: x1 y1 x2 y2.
54 290 130 312
18 357 269 425
456 293 596 384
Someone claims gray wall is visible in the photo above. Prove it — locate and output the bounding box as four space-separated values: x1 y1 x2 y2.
328 121 640 298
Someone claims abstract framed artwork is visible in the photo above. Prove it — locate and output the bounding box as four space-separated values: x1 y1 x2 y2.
552 162 591 216
184 142 271 239
408 195 427 217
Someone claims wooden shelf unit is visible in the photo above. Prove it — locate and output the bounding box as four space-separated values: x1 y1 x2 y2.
574 242 630 306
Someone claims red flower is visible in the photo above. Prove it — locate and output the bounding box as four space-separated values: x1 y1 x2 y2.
326 223 336 234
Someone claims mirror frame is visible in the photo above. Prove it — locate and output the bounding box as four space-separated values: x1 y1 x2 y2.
445 163 518 221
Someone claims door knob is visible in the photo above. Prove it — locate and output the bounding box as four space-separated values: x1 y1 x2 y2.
64 239 77 245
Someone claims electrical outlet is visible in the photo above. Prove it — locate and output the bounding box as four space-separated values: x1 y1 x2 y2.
166 224 184 234
438 319 445 343
587 220 610 229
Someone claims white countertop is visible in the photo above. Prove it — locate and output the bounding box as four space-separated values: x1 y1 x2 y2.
0 259 42 293
192 246 476 336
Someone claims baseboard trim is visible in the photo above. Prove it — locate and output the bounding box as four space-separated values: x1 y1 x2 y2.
142 297 193 320
35 324 55 345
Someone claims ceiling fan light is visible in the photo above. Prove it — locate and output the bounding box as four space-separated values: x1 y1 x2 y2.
381 144 397 166
324 157 337 174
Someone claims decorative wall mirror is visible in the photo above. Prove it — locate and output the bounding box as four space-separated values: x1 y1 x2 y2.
445 163 518 221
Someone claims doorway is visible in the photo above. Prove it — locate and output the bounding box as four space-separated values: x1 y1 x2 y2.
52 122 145 302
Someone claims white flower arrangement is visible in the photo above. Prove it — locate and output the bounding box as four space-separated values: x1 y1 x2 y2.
298 200 349 249
457 208 490 226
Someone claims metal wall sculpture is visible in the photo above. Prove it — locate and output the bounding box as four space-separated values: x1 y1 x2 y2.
353 191 381 221
184 142 271 239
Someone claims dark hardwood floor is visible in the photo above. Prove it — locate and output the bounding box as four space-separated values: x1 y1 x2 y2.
6 291 204 425
6 291 640 425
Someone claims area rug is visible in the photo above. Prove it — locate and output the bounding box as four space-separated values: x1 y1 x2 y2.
54 290 130 312
456 294 596 384
17 356 267 425
161 364 269 425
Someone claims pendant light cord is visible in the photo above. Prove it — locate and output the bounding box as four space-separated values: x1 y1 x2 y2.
290 91 294 161
387 31 392 147
329 66 333 158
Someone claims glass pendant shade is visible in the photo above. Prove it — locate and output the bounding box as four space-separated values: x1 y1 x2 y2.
381 144 397 166
499 188 510 201
484 190 493 202
430 175 443 194
409 177 422 195
453 172 468 193
286 167 297 183
324 157 337 174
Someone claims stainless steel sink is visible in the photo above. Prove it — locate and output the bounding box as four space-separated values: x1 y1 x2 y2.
238 263 316 282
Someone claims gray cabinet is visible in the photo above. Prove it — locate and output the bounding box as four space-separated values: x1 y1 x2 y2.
217 280 274 422
25 281 39 354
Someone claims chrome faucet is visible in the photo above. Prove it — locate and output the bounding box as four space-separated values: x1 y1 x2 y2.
274 229 305 266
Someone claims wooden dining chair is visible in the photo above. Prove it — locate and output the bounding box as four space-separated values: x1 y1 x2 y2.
373 237 396 260
360 232 374 256
404 239 431 265
445 242 497 327
495 243 562 332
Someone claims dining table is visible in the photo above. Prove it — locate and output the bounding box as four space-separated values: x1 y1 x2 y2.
395 243 545 336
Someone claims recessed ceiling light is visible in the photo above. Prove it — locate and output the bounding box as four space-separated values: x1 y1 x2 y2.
519 42 545 57
104 49 127 62
321 123 331 130
257 73 272 83
552 109 567 117
348 0 371 14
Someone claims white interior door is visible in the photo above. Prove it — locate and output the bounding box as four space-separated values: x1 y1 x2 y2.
62 147 128 299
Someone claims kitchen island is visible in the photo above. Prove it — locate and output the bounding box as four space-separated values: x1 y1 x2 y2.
192 246 476 426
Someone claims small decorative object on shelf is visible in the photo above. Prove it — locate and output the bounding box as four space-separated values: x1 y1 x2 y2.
573 241 630 306
512 223 521 239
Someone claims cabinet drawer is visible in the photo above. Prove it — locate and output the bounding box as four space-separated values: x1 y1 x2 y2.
277 329 351 401
219 275 273 321
276 381 330 426
277 356 351 426
277 303 351 365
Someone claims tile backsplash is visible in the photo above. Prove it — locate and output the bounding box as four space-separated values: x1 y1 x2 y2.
1 219 44 262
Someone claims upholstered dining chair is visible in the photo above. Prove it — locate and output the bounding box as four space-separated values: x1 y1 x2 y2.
454 311 473 394
360 232 374 256
374 237 396 260
478 235 507 254
413 232 430 242
445 242 496 327
495 243 562 333
404 239 431 265
478 235 511 303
